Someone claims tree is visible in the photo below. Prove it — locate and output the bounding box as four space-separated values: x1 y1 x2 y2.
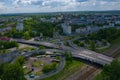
0 62 26 80
24 31 30 40
102 40 107 46
0 63 7 78
101 60 120 80
65 52 73 62
0 41 18 50
78 42 84 47
42 62 57 73
15 56 25 66
90 41 96 51
39 46 46 49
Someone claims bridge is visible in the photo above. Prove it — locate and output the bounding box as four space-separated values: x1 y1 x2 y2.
15 39 59 48
15 39 113 65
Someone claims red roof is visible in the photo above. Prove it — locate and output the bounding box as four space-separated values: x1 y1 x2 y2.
0 37 11 41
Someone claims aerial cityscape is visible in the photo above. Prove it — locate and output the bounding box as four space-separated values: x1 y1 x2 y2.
0 0 120 80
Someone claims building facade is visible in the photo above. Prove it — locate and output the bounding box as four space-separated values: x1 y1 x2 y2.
61 23 71 35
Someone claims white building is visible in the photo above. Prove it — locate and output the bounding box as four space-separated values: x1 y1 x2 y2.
61 23 71 35
16 23 24 31
115 21 120 24
75 27 86 34
109 23 115 27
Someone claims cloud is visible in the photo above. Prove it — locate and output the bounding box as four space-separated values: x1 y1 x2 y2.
13 0 42 6
0 2 7 11
76 0 89 2
101 0 120 2
0 0 120 13
13 0 76 6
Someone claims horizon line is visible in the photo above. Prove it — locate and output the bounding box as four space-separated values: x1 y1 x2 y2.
0 10 120 15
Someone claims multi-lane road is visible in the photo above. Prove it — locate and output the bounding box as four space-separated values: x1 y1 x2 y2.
14 38 113 65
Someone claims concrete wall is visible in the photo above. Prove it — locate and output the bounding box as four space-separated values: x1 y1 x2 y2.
0 51 19 64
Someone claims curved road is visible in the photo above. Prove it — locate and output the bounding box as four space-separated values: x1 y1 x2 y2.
20 49 65 80
13 38 114 80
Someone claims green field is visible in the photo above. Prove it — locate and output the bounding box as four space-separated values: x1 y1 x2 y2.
41 59 84 80
94 73 103 80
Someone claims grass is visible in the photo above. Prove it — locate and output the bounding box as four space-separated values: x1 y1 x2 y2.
0 49 11 54
64 35 79 41
41 59 84 80
94 73 103 80
24 67 30 74
35 71 43 75
32 60 44 67
19 47 34 52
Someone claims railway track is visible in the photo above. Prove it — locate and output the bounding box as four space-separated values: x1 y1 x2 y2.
73 44 120 80
107 47 120 58
76 66 100 80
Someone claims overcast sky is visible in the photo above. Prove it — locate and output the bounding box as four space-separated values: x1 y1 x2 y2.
0 0 120 14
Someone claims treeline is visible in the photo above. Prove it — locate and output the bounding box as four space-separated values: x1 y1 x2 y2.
30 21 55 37
95 60 120 80
87 27 120 42
0 56 26 80
0 41 18 49
3 17 63 39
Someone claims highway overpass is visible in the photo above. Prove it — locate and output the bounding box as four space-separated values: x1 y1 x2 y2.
15 39 59 48
15 39 113 65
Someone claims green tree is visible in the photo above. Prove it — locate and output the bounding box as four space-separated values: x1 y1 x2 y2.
65 52 73 62
39 46 46 49
101 60 120 80
78 42 84 47
24 31 30 40
0 62 26 80
15 56 25 66
102 40 107 46
90 41 96 51
42 62 57 73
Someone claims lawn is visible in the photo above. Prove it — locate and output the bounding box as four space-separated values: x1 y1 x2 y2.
0 49 11 54
41 59 84 80
32 60 44 67
19 47 35 52
94 73 103 80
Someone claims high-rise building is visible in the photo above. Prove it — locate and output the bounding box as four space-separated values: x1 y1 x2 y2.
61 23 71 35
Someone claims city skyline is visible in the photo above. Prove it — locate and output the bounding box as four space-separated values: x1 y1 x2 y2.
0 0 120 14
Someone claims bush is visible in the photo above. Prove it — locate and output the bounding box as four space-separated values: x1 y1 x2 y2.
78 42 84 47
42 62 57 73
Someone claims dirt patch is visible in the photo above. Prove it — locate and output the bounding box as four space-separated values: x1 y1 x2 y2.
24 56 53 74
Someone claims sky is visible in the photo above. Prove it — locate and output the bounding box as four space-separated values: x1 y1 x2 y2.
0 0 120 14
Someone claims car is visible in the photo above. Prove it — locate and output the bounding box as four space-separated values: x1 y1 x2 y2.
29 74 35 78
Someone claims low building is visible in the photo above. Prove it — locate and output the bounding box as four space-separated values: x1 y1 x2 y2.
0 51 19 64
75 27 87 34
0 27 12 33
115 21 120 24
0 37 12 42
109 23 115 27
